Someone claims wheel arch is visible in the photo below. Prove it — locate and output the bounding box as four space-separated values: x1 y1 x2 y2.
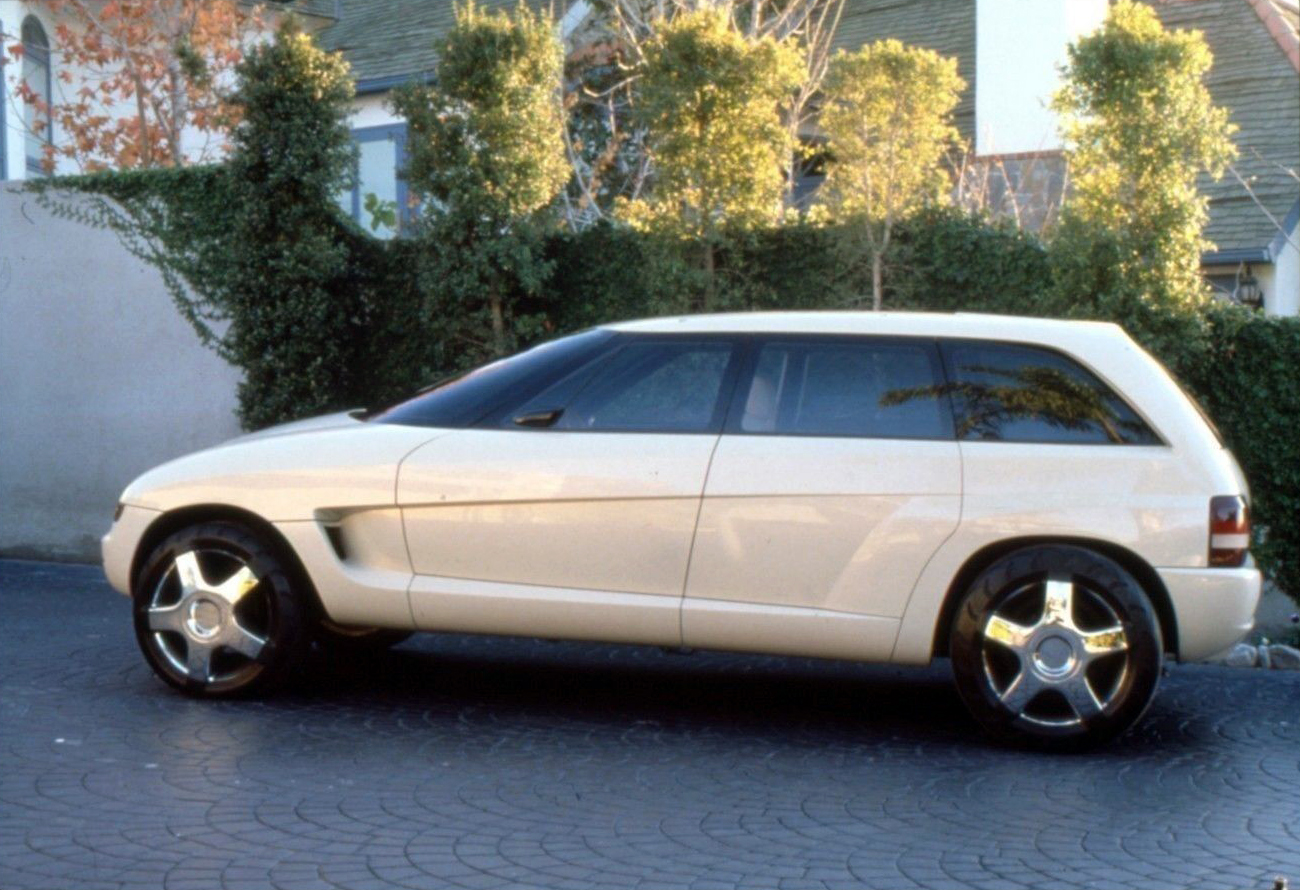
930 536 1178 659
129 504 326 620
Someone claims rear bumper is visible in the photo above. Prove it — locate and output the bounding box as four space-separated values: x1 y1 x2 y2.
1158 566 1260 662
101 504 160 597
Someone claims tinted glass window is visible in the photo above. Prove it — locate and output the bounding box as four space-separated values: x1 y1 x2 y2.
943 342 1160 444
554 339 735 432
372 330 614 428
738 339 950 439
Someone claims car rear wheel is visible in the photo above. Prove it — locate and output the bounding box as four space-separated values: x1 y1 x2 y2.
949 544 1163 750
132 521 309 697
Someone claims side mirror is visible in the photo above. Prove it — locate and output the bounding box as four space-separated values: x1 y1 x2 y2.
513 407 564 428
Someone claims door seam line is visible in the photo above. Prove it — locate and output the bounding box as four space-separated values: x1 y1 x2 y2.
677 432 725 647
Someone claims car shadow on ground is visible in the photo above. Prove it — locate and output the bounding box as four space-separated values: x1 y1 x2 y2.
270 633 1196 758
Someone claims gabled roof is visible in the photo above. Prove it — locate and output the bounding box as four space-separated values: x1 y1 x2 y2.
315 0 564 89
1149 0 1300 256
831 0 976 144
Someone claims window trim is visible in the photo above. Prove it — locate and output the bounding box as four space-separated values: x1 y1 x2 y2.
937 338 1168 447
721 333 956 443
345 123 408 232
0 17 7 179
21 14 52 176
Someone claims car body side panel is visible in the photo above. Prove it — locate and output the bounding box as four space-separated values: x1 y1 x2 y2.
1159 566 1259 661
683 436 961 617
407 574 681 646
399 429 719 644
275 515 416 629
891 441 1249 665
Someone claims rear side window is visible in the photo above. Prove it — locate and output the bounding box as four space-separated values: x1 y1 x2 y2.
736 339 951 440
553 339 737 433
942 341 1161 444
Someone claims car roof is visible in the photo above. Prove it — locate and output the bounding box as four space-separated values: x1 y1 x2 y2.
601 311 1126 344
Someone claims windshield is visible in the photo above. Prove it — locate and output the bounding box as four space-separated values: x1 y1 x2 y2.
368 329 615 428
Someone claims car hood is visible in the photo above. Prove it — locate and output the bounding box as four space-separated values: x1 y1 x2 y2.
118 413 448 520
225 410 364 445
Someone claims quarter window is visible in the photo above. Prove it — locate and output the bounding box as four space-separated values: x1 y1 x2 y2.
737 339 950 440
942 342 1160 444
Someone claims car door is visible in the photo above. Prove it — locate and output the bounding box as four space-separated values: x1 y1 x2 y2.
400 335 741 646
681 335 962 662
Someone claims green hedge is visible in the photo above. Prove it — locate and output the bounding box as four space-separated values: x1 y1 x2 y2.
1187 307 1300 601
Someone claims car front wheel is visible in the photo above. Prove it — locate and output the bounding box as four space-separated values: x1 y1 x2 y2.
133 521 309 697
949 544 1164 750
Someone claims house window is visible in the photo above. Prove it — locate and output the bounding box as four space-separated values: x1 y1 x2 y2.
339 124 408 238
21 15 52 175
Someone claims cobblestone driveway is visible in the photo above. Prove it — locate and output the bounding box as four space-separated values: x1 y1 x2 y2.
1 558 1297 890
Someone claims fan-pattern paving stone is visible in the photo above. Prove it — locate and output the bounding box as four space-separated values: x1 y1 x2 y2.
1 558 1297 890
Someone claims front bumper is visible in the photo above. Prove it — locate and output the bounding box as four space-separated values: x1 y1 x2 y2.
1158 566 1261 662
101 503 161 597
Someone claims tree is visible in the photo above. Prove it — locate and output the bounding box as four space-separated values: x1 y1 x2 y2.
618 6 803 309
219 22 362 428
819 39 964 310
562 0 843 229
6 0 255 172
393 1 568 358
1051 0 1236 309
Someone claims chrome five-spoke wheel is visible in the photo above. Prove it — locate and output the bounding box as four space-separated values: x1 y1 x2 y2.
950 545 1163 750
981 576 1129 729
133 522 308 696
146 549 269 686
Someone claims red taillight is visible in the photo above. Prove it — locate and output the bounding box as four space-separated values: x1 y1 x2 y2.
1209 495 1249 567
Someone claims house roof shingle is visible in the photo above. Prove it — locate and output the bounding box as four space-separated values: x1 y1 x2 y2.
1148 0 1300 255
830 0 976 143
316 0 564 86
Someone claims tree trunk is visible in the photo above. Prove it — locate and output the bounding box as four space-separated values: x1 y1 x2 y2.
489 290 507 357
701 239 715 313
871 251 883 311
165 54 186 167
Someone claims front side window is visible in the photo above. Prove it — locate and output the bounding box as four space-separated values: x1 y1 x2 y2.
552 339 736 433
371 329 614 428
21 16 51 174
736 338 951 440
942 341 1160 444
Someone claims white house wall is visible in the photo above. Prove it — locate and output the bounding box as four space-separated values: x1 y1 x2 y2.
974 0 1106 156
1272 224 1300 316
0 1 285 180
0 189 242 561
349 91 403 130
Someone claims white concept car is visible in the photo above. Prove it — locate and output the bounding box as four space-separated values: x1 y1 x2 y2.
102 312 1260 748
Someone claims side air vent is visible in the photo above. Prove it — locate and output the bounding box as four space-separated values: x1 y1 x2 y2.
323 524 348 561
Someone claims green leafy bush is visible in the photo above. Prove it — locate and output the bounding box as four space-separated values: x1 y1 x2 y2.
1183 306 1300 601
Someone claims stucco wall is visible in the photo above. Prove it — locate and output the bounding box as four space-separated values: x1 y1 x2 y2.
1270 223 1300 317
974 0 1107 155
0 187 241 562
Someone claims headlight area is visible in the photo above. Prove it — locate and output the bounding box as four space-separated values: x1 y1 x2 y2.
101 503 162 597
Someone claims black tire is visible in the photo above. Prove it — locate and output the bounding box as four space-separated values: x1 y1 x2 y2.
949 544 1163 751
132 521 310 697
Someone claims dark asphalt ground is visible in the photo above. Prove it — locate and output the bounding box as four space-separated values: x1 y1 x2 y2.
1 557 1297 890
